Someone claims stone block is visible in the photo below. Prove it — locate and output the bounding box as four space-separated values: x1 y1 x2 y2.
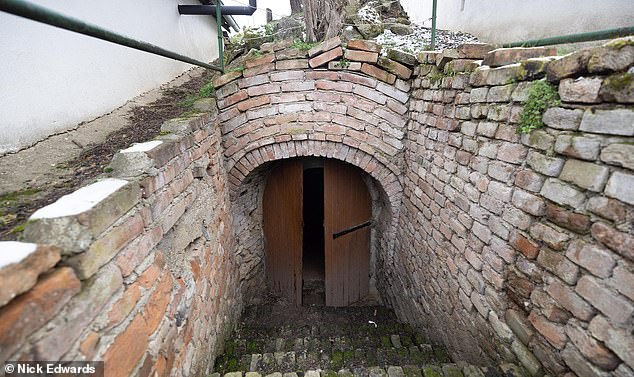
243 62 275 78
505 309 534 345
576 275 633 325
561 344 608 377
276 47 307 60
559 159 610 192
512 189 545 216
457 43 494 59
554 135 600 161
483 47 557 67
600 72 634 103
521 130 554 152
237 96 271 112
511 340 542 376
344 49 378 63
24 179 140 254
261 40 292 52
579 108 634 136
469 66 490 86
604 171 634 205
308 36 341 57
587 42 634 73
565 323 620 372
417 51 439 64
497 142 528 164
600 143 634 170
526 151 564 176
545 278 594 321
247 83 280 97
485 64 525 86
587 196 627 223
444 59 479 74
546 48 592 82
565 240 615 278
386 49 417 66
217 89 249 109
487 84 515 102
589 315 634 368
0 243 60 307
531 223 571 252
559 77 602 103
377 57 412 80
540 178 585 208
543 107 583 130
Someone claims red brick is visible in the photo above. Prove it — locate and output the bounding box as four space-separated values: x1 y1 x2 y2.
79 331 100 359
281 81 315 92
238 73 269 88
247 83 280 97
360 63 396 84
309 47 343 68
244 53 275 68
344 49 379 63
212 70 241 89
143 270 172 335
115 226 163 277
107 284 141 329
276 59 309 70
104 313 149 377
306 70 339 80
528 311 568 349
243 62 275 78
237 96 271 112
589 315 634 367
315 80 353 92
308 36 341 57
565 323 620 371
217 89 248 109
0 244 60 307
545 279 594 321
510 231 540 259
347 39 381 53
545 203 591 233
270 70 304 81
591 222 634 261
339 72 377 87
576 275 633 325
0 268 80 361
457 43 494 59
565 240 615 278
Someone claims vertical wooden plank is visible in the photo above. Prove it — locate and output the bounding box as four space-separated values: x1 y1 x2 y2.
324 160 372 306
263 159 303 305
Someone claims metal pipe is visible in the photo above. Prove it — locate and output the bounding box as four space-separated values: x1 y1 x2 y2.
430 0 437 50
501 26 634 48
216 1 224 72
178 0 257 17
0 0 223 72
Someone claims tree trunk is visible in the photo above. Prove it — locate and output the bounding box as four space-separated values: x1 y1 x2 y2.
302 0 346 42
290 0 302 14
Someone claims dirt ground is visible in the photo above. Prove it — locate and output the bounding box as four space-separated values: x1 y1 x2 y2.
0 67 217 240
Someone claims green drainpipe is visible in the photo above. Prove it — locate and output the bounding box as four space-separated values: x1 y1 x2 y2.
216 1 224 72
430 0 438 50
501 26 634 48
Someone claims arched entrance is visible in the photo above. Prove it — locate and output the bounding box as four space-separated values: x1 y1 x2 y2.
263 158 372 307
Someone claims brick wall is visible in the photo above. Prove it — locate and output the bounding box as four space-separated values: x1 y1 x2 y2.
0 114 242 376
0 36 632 377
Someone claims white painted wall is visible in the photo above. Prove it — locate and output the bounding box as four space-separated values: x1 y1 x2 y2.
0 0 219 154
400 0 634 44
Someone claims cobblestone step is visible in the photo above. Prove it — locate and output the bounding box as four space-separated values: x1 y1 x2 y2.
210 363 513 377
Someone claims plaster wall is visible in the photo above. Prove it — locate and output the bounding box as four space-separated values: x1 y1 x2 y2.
0 0 219 154
399 0 634 43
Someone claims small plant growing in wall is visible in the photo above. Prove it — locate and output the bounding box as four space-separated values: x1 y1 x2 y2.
517 79 560 134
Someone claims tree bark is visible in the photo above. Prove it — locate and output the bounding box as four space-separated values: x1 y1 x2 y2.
302 0 346 42
290 0 302 14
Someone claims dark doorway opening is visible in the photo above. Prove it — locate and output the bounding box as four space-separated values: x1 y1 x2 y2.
302 166 325 306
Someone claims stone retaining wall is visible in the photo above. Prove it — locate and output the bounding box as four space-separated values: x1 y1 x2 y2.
0 36 632 377
384 41 634 376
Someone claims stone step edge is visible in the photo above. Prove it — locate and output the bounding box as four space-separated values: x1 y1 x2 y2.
211 362 516 377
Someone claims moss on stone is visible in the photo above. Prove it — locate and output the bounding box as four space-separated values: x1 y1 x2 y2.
604 72 633 91
422 365 443 377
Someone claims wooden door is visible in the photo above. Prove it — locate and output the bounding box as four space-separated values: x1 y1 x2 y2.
263 160 303 305
324 160 372 306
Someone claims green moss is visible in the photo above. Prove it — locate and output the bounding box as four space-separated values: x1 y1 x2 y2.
343 349 355 361
9 222 26 235
0 188 42 203
225 358 238 371
291 39 318 51
603 72 633 91
103 167 114 173
380 335 392 348
246 340 258 353
517 79 560 134
422 365 442 377
606 37 634 49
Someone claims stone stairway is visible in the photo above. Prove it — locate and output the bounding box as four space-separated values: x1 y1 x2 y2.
210 304 523 377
